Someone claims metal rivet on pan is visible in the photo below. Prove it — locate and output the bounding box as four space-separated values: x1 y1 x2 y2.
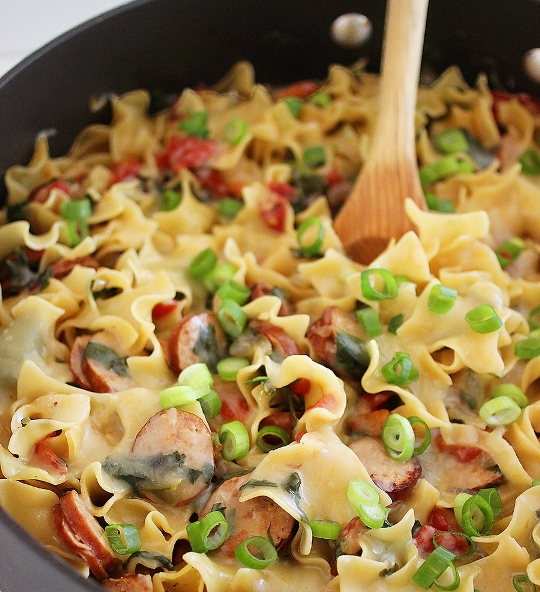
331 13 373 48
523 48 540 84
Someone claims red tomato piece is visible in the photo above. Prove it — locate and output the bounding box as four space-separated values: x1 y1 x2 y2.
325 168 345 187
272 80 320 101
213 376 250 422
290 378 311 396
163 136 219 171
429 507 462 532
258 191 288 232
109 158 142 185
267 181 295 199
435 437 482 463
152 300 179 322
196 167 230 196
29 178 71 204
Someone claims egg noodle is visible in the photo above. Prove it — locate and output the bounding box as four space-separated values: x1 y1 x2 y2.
1 61 540 592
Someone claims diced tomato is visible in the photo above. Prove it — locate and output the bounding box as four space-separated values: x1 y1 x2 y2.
109 158 142 185
290 378 311 396
196 167 230 196
259 411 299 437
414 524 438 556
362 391 396 411
258 191 289 232
151 300 179 322
436 437 482 463
415 508 470 558
272 80 320 101
29 178 71 204
158 136 219 171
429 507 462 532
267 181 295 200
33 438 67 477
325 168 345 187
308 394 337 411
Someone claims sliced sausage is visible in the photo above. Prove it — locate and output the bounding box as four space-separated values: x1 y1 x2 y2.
49 255 100 280
70 330 136 393
52 490 121 581
32 436 68 478
250 319 303 360
128 408 214 505
349 436 422 497
334 516 365 561
168 311 228 375
102 574 153 592
307 306 370 381
200 473 296 558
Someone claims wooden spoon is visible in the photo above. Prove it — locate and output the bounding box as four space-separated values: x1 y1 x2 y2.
333 0 429 264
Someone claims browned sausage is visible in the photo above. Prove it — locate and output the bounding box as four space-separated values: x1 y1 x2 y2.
334 516 365 564
168 311 228 375
128 408 214 505
250 319 303 360
349 436 422 497
32 435 67 477
49 255 100 280
102 574 153 592
70 331 136 392
200 473 296 558
52 490 120 581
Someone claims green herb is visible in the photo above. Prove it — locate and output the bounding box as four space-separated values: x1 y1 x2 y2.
239 479 279 491
83 341 129 377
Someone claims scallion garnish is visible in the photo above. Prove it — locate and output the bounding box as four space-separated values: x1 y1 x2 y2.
515 337 540 359
412 546 459 590
219 420 250 460
513 574 538 592
218 197 244 219
282 98 303 118
224 117 248 145
302 146 326 168
256 425 291 452
203 262 237 293
528 305 540 330
476 487 502 518
178 362 214 391
465 305 503 334
189 247 218 278
216 279 251 305
454 492 495 537
186 510 229 553
60 198 92 246
234 536 278 569
199 389 222 420
519 148 540 175
479 395 522 427
105 523 141 555
381 414 415 461
296 216 325 257
425 192 456 213
419 155 474 186
159 384 208 409
381 352 419 386
216 357 250 381
427 284 458 314
388 314 404 335
179 111 209 139
160 188 181 211
356 306 383 339
408 416 432 455
490 383 529 408
308 92 332 108
217 298 247 337
360 268 399 301
435 129 469 154
309 519 341 540
346 478 387 529
494 237 525 269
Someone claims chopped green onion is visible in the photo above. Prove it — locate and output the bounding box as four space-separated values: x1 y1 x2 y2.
199 389 222 420
381 352 419 386
428 284 458 314
309 92 332 108
519 148 540 175
346 478 387 529
419 155 474 186
388 314 404 334
309 519 341 540
479 395 522 427
256 425 291 452
160 385 207 409
296 216 325 256
217 357 250 381
160 189 181 211
425 192 456 213
360 268 399 301
234 536 278 569
105 523 141 555
224 117 248 145
381 414 415 461
216 279 251 305
513 574 538 592
494 237 525 269
529 305 540 330
189 247 218 279
60 198 92 220
515 337 540 359
179 111 209 139
178 362 213 390
356 307 383 339
476 487 502 518
219 420 250 460
465 305 503 334
282 98 303 118
187 510 229 553
412 546 459 590
456 493 495 537
217 299 247 338
408 416 432 455
303 146 326 168
218 197 244 219
435 129 469 154
203 262 237 293
490 383 528 408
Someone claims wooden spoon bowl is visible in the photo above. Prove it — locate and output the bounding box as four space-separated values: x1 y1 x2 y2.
333 0 429 264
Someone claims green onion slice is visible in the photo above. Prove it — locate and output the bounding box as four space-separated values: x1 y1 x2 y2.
490 383 529 408
479 395 522 427
513 574 538 592
282 98 303 118
296 216 325 257
178 362 213 390
217 299 247 338
187 510 229 553
256 425 291 452
428 284 458 314
529 305 540 330
234 536 278 569
356 306 383 339
217 279 251 305
519 148 540 175
458 493 495 537
219 197 244 219
219 420 250 460
419 155 474 186
60 198 92 221
346 478 387 529
160 385 207 409
303 146 326 168
425 192 456 213
388 314 404 335
381 352 419 386
189 247 218 279
435 129 469 154
217 357 250 381
412 546 459 591
476 487 502 518
515 337 540 360
203 262 237 292
308 92 332 108
105 523 141 555
160 189 181 211
179 111 209 139
360 268 399 301
408 416 432 455
309 519 341 540
224 117 248 145
465 305 503 334
199 389 222 420
381 414 415 461
494 238 525 269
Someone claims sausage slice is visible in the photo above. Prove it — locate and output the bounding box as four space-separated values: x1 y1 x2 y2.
103 574 153 592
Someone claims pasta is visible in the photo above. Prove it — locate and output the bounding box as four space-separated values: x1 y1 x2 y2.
1 59 540 592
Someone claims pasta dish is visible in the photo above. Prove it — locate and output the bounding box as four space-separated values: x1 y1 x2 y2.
1 60 540 592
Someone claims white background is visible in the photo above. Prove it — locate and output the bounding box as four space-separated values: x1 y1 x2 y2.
0 0 132 77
